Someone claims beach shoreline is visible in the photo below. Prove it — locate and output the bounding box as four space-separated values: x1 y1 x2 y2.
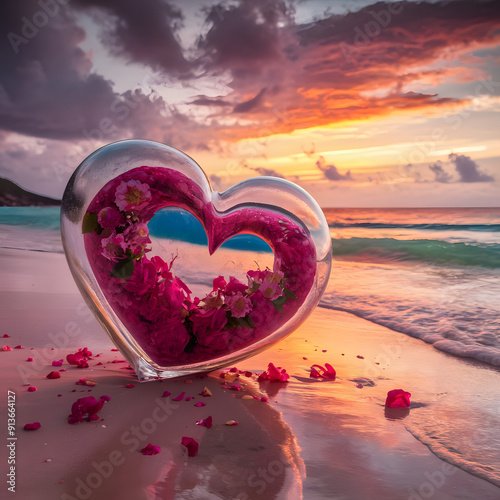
1 247 500 499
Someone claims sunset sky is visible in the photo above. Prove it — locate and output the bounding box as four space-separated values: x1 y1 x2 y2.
1 0 499 207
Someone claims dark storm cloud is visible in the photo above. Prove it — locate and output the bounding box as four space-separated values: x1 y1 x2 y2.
0 1 171 140
71 0 189 73
198 0 293 76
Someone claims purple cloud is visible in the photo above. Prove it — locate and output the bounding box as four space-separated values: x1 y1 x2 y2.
449 153 494 182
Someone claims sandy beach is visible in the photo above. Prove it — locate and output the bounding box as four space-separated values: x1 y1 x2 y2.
1 247 500 500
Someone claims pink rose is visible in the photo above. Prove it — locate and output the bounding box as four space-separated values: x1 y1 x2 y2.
121 258 157 295
385 389 411 408
191 307 229 351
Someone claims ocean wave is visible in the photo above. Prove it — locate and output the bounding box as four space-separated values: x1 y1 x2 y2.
318 289 500 369
330 221 500 232
332 237 500 268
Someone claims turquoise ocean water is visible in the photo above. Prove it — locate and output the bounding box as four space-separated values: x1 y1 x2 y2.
1 205 499 367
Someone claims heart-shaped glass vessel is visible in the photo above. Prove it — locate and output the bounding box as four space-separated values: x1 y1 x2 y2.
61 140 331 380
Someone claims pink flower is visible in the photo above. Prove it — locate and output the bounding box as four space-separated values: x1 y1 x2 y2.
150 255 174 280
259 270 284 300
181 436 199 457
191 307 229 351
310 363 336 380
98 206 125 230
122 222 151 255
200 290 224 310
101 233 127 262
213 276 226 290
385 389 411 408
121 258 157 295
258 363 290 382
225 292 252 318
141 443 161 455
224 276 247 296
115 180 152 211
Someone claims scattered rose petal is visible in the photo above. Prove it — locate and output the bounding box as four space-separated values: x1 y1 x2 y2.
27 357 34 362
194 402 206 407
141 443 161 455
52 359 64 367
2 334 10 338
162 390 172 398
68 395 110 424
356 383 363 389
356 355 365 359
24 422 41 431
196 416 213 429
243 371 252 377
385 389 411 408
125 384 135 389
303 357 308 360
225 420 239 426
2 345 12 351
181 436 199 457
309 363 336 381
67 348 92 368
14 345 23 349
110 348 118 351
185 396 193 401
258 363 289 382
27 386 37 392
46 371 61 379
200 387 212 397
171 391 185 401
